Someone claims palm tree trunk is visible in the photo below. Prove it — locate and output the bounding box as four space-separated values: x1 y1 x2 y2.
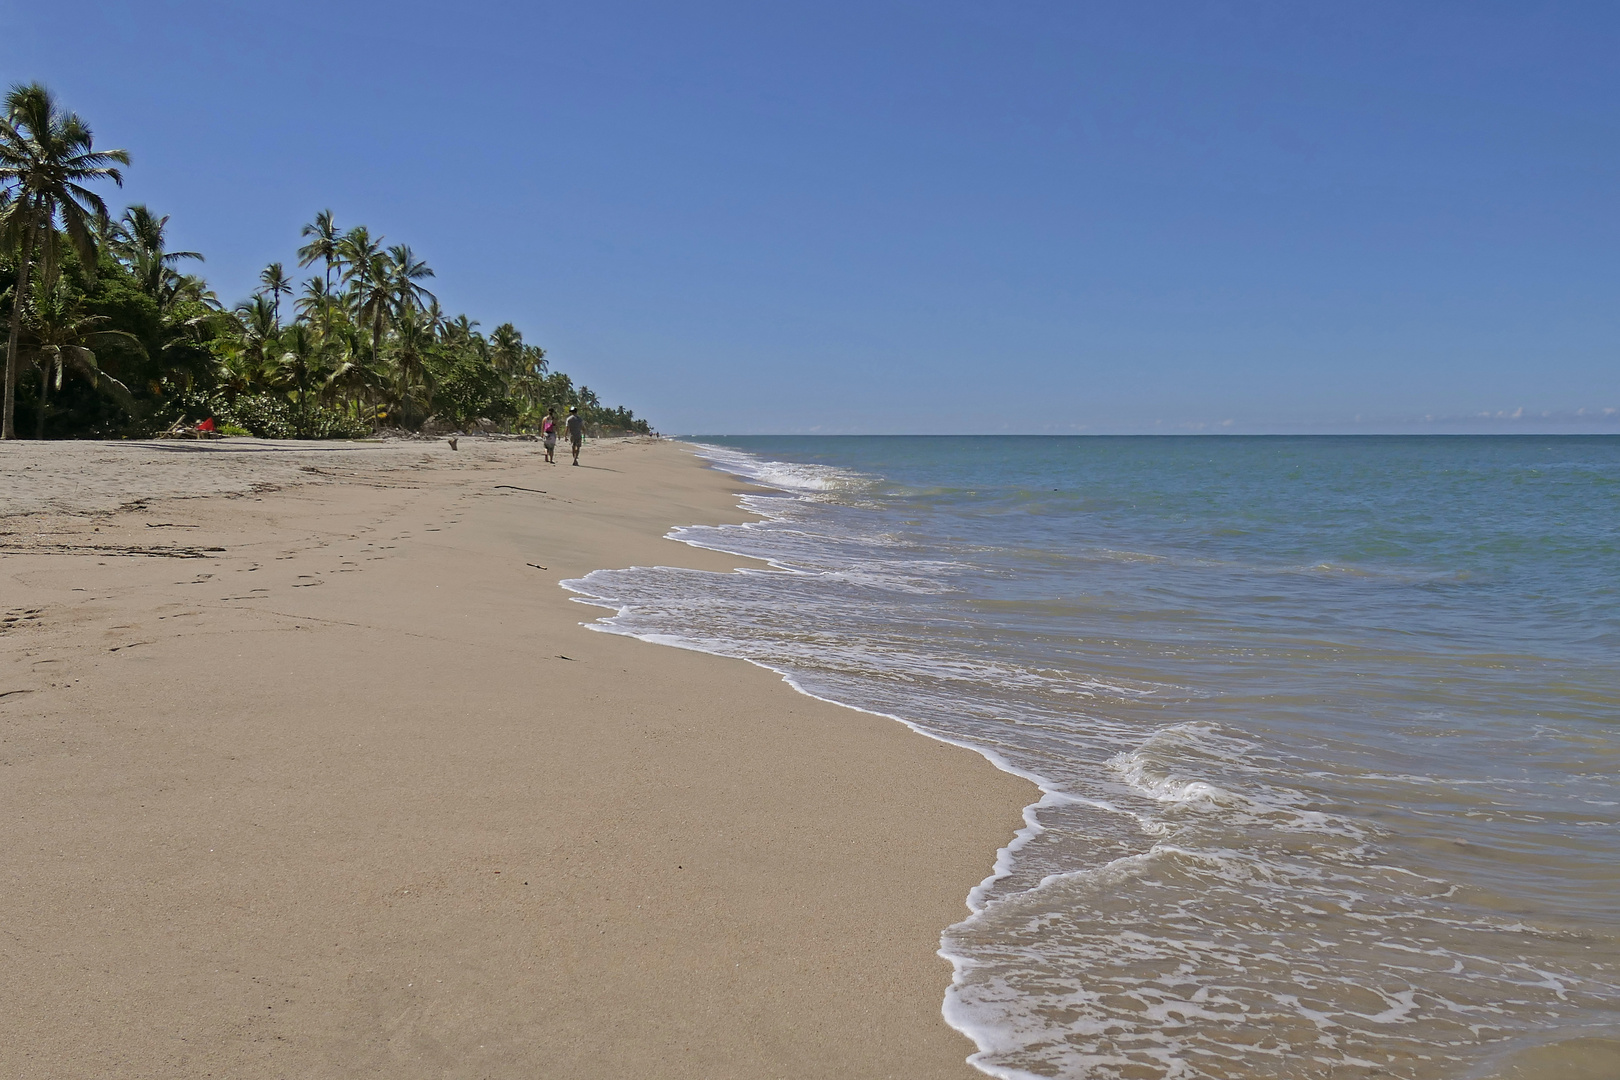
36 361 49 440
371 305 383 370
2 230 37 440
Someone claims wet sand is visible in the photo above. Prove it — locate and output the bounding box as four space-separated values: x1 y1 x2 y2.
0 436 1033 1079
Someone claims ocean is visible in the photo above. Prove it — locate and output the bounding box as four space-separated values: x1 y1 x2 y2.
563 435 1620 1080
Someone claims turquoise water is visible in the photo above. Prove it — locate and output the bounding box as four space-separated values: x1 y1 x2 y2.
566 436 1620 1079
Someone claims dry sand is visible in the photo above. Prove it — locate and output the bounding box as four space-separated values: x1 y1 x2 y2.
0 436 1034 1080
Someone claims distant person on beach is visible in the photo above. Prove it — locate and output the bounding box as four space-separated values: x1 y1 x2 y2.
542 408 558 464
566 406 584 466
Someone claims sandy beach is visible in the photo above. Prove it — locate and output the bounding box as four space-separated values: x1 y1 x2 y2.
0 436 1032 1080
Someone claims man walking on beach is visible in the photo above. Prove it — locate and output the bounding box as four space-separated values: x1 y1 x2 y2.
566 405 584 465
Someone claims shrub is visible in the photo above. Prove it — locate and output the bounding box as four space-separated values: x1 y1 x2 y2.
150 386 371 440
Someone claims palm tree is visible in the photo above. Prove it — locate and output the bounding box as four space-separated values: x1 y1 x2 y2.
509 342 550 417
319 351 370 414
231 294 280 381
522 343 548 376
488 323 527 420
357 250 393 365
391 303 436 422
258 262 291 329
335 224 379 281
99 203 219 387
295 275 334 327
442 313 479 346
22 276 139 437
148 271 223 385
213 346 261 401
489 322 523 376
297 209 338 338
333 323 375 418
297 211 338 289
337 227 391 365
271 322 322 435
420 297 447 340
0 82 129 438
108 204 202 301
385 243 435 314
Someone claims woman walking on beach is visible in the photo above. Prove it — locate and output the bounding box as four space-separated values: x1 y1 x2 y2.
541 407 558 464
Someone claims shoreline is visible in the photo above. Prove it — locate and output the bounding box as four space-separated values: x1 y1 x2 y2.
562 442 1088 1078
0 436 1034 1079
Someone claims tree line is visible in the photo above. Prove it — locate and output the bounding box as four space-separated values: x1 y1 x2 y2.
0 82 651 441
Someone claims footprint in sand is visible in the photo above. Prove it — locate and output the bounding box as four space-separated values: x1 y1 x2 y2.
1 609 44 634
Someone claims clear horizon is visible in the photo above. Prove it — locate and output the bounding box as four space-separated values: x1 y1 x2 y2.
4 2 1617 435
699 427 1620 435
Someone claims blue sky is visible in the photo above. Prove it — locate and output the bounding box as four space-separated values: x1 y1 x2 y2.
3 1 1617 433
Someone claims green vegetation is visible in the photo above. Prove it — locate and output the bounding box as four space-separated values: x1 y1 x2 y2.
0 82 652 441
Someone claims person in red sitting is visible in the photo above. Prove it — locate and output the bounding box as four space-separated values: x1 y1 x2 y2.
196 418 216 433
